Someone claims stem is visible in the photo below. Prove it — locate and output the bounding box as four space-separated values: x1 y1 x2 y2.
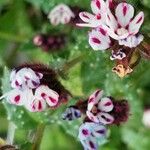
60 54 85 73
0 31 28 43
6 122 16 145
32 124 46 150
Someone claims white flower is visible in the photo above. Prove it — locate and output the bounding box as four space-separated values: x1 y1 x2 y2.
10 68 43 90
48 4 75 26
88 27 111 50
77 0 107 27
1 85 59 112
105 2 144 47
78 122 107 150
86 90 114 125
62 107 81 121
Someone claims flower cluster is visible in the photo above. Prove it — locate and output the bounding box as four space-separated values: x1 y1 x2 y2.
33 34 67 52
0 64 71 112
62 89 129 150
48 4 75 26
77 0 145 77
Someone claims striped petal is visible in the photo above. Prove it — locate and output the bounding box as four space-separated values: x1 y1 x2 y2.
92 124 107 138
77 12 106 28
129 11 144 35
98 112 114 125
35 85 59 107
85 138 98 150
106 9 118 31
116 3 134 27
27 99 46 112
86 111 99 123
98 97 114 112
79 12 94 23
106 0 114 9
89 27 111 51
91 0 106 14
88 90 103 111
78 123 91 140
6 89 25 106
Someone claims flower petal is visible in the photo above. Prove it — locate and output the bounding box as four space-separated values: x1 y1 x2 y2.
106 9 118 31
104 25 129 40
98 97 114 112
89 27 111 51
27 99 46 112
115 3 134 27
86 111 99 123
98 112 114 124
91 0 106 14
50 14 60 26
12 68 42 89
92 124 107 138
129 11 144 35
88 90 103 111
78 123 91 140
77 12 105 28
86 138 98 150
79 12 94 23
106 0 114 9
6 89 25 106
35 85 59 107
10 70 16 82
61 12 71 24
119 34 144 48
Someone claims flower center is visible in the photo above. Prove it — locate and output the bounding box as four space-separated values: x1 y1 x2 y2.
117 28 128 36
91 106 98 114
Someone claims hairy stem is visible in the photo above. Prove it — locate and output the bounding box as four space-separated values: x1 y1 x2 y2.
32 124 46 150
6 122 16 145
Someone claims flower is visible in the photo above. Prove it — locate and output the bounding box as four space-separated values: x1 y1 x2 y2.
5 84 59 112
62 106 81 121
112 64 133 78
76 0 107 27
105 2 144 47
10 68 43 89
78 122 107 150
86 90 114 125
0 65 66 112
48 4 75 26
78 122 106 150
33 34 67 52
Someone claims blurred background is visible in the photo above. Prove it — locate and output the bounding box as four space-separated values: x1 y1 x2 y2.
0 0 150 149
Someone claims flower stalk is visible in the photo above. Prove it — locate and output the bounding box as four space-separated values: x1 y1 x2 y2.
32 123 46 150
6 122 16 145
